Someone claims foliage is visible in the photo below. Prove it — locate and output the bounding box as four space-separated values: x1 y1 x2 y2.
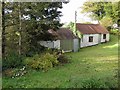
81 2 106 21
66 22 82 38
3 66 27 78
110 29 120 35
81 77 116 88
23 2 63 51
67 22 74 30
24 53 58 71
100 16 113 28
2 52 25 71
81 78 106 88
26 46 60 57
3 35 118 88
3 2 64 56
81 1 120 27
57 54 70 64
3 69 14 77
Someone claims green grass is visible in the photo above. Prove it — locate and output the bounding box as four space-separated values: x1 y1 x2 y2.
2 35 118 88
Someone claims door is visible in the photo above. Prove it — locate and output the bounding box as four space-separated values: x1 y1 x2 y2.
60 39 73 52
73 39 79 52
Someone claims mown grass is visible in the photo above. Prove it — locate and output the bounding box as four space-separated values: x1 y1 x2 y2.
2 34 118 88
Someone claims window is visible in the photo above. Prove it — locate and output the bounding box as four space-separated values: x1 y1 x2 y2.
89 36 93 42
103 34 106 39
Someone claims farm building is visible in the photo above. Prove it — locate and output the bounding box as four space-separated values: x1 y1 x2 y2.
39 23 109 52
39 28 79 52
76 23 109 48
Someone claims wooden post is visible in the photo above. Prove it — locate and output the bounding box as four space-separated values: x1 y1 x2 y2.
74 11 77 35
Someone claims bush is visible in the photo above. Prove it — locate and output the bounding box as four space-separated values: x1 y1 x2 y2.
26 46 59 57
24 53 58 71
3 68 14 77
3 66 27 78
2 52 24 71
110 29 119 35
57 54 70 64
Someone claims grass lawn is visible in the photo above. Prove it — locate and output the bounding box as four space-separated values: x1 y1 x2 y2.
2 35 118 88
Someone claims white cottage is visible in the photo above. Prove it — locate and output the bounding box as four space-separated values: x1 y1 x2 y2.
76 23 109 48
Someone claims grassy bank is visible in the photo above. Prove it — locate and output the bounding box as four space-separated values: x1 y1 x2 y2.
2 35 118 88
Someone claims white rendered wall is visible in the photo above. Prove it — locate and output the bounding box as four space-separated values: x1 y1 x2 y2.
101 33 110 42
53 40 60 49
39 40 60 49
80 34 99 48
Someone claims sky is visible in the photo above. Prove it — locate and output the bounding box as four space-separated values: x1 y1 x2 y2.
60 0 98 24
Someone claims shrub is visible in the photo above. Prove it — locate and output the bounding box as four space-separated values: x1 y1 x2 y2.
3 66 27 78
24 53 58 71
110 29 119 35
44 48 60 55
2 52 24 71
3 68 14 77
57 54 70 64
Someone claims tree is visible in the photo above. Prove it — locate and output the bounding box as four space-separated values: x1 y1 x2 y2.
21 2 63 52
81 1 120 27
66 22 82 38
3 2 25 55
100 16 113 28
81 2 105 22
3 2 64 56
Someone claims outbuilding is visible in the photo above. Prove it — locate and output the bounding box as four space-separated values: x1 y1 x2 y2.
39 28 79 52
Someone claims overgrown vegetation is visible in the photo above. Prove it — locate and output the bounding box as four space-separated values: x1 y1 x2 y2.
3 48 70 77
2 2 70 77
110 29 120 35
1 1 119 88
81 2 120 28
81 77 116 88
2 52 25 71
3 35 118 88
24 53 59 71
57 54 70 64
2 2 64 58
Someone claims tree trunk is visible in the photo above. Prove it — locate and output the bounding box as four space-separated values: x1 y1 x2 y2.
0 1 2 60
18 2 22 55
2 2 5 60
0 2 2 88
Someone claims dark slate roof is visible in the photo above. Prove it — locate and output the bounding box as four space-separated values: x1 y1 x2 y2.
48 28 77 40
76 23 109 34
